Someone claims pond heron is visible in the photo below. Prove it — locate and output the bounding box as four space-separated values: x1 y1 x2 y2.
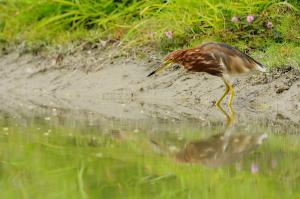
148 42 266 106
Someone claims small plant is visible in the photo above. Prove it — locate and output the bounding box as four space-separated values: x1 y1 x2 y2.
0 0 300 67
224 14 277 48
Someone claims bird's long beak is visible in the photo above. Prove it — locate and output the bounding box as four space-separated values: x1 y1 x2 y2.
147 61 172 77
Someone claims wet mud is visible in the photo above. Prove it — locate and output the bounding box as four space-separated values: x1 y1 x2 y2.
0 48 299 127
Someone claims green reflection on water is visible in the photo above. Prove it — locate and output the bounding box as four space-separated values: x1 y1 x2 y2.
0 112 299 199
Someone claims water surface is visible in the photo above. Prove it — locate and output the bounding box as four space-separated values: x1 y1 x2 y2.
0 108 299 199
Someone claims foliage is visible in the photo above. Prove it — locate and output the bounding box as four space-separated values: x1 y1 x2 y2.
0 0 300 66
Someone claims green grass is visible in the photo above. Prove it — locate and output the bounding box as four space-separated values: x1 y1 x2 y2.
0 0 300 67
0 117 300 199
253 43 300 68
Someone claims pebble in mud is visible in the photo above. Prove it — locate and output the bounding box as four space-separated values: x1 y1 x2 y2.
275 85 290 94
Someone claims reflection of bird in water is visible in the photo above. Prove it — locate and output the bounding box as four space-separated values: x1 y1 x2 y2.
150 131 268 168
216 102 235 129
148 42 266 107
175 133 268 167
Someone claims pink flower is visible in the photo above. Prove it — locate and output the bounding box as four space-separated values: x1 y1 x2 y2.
165 31 173 39
251 163 259 174
246 15 254 23
266 21 273 29
231 16 239 23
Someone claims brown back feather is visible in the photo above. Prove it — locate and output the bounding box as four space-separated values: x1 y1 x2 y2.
170 47 223 77
166 42 263 76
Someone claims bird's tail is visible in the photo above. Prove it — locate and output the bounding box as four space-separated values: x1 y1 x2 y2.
256 63 267 72
147 61 172 77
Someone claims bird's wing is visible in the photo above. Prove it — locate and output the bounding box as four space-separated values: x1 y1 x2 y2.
212 43 266 73
180 48 224 76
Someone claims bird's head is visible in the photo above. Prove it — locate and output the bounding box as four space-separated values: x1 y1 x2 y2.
147 49 185 77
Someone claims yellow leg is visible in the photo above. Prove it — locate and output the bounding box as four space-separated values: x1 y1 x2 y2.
215 80 236 151
215 77 236 128
228 83 234 107
215 77 230 106
226 80 235 122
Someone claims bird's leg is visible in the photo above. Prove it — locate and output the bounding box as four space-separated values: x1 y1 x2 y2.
215 79 236 152
215 77 230 106
225 80 235 122
216 77 236 125
227 82 235 107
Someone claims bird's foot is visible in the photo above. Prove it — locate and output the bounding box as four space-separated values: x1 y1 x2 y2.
212 100 218 107
214 101 221 107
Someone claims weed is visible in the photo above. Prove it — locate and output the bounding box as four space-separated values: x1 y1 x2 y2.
0 0 300 67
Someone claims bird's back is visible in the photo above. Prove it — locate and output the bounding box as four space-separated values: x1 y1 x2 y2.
175 42 266 76
202 42 266 75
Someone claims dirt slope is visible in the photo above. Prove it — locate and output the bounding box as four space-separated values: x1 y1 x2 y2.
0 48 299 125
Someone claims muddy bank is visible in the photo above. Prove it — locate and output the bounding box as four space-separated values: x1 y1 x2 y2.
0 47 299 126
